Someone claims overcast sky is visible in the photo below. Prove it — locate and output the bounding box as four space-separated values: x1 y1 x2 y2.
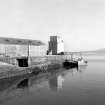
0 0 105 51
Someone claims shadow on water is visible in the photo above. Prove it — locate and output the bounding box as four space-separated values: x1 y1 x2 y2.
17 78 29 88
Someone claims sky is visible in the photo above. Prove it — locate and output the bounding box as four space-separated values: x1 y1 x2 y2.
0 0 105 51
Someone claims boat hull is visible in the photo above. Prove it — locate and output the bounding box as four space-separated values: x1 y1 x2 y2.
63 60 78 69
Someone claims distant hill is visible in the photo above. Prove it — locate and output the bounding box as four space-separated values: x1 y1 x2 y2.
65 48 105 55
96 48 105 52
80 48 105 55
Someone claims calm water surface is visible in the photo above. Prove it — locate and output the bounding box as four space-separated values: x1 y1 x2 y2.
0 55 105 105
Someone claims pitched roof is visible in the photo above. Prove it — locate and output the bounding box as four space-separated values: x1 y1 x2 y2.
0 37 45 46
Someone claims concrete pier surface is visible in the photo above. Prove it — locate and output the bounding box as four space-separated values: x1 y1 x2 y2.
0 55 74 79
0 57 63 79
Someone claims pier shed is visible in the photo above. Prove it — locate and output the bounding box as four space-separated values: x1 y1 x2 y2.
0 37 47 67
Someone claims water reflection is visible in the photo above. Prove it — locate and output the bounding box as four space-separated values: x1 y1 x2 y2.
49 76 58 91
0 65 87 104
77 65 87 72
0 66 87 93
16 65 87 92
49 75 64 91
58 75 64 89
28 70 68 92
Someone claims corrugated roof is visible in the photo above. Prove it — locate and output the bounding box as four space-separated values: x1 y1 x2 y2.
0 37 45 46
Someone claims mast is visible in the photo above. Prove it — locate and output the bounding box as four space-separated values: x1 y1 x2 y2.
27 41 31 57
27 44 29 57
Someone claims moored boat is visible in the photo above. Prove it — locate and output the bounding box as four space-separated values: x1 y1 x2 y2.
77 57 88 65
63 59 78 69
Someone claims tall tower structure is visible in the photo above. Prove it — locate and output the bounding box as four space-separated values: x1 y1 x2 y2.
48 36 64 55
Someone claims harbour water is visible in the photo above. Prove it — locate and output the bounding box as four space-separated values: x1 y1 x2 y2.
0 55 105 105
